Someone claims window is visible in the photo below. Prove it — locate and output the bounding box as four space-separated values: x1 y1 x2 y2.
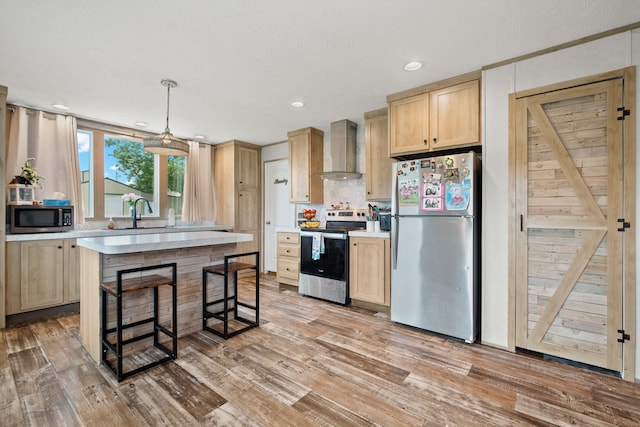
168 156 185 216
104 136 157 217
77 130 93 218
77 127 185 220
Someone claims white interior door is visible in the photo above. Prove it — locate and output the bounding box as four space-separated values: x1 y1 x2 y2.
264 159 295 272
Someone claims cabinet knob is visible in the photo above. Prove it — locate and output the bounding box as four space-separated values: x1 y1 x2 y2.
286 250 290 253
71 244 76 248
57 246 62 249
353 243 357 246
433 137 437 144
423 139 427 145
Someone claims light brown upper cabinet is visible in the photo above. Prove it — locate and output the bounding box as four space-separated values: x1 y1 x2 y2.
288 127 324 204
364 108 392 200
387 72 481 158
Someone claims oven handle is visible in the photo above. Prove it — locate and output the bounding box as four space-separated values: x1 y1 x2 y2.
300 231 346 240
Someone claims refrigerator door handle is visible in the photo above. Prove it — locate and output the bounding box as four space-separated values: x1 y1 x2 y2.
391 169 399 269
392 213 399 269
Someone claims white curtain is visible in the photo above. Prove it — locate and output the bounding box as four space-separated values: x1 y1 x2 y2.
181 140 216 222
6 107 85 223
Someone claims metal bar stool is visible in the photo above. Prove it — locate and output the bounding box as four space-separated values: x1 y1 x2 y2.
202 251 259 339
101 263 177 382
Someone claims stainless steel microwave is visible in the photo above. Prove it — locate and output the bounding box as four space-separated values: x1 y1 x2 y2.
8 205 74 233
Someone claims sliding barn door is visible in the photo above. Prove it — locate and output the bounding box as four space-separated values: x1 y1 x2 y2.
513 76 632 372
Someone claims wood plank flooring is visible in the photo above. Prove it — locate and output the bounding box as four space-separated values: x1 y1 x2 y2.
1 273 639 426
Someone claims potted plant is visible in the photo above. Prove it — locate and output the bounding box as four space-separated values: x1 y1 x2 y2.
7 158 44 205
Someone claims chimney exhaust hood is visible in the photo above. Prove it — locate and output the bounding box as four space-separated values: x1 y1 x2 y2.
318 119 362 180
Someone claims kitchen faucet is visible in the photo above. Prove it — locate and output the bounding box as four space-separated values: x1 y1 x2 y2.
132 198 153 229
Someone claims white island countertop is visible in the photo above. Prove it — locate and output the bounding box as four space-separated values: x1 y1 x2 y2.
76 230 252 254
6 224 232 242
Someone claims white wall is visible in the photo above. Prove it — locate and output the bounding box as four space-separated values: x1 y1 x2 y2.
261 141 289 162
482 29 640 379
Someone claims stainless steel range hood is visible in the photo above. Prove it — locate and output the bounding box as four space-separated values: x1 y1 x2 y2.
318 119 362 180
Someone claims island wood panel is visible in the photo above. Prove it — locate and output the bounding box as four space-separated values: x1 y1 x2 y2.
4 273 640 426
513 76 627 372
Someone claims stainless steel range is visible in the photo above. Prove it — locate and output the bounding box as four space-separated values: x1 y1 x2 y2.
298 209 367 305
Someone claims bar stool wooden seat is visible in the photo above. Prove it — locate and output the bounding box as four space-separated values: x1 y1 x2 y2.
202 251 259 339
101 263 177 382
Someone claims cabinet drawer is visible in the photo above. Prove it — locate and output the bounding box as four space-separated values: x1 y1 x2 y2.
278 243 300 258
277 258 299 280
278 232 300 244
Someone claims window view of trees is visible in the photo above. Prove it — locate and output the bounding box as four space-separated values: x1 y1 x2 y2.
78 129 185 219
105 138 154 193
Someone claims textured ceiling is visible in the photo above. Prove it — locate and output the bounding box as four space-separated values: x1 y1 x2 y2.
1 1 639 145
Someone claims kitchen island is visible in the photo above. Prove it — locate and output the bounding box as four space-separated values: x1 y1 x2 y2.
76 231 252 363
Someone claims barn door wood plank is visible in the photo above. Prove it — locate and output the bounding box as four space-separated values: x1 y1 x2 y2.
527 102 605 223
529 229 606 343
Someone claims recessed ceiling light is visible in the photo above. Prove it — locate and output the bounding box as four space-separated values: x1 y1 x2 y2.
135 121 148 127
52 103 69 110
194 135 205 139
404 61 422 71
291 101 304 108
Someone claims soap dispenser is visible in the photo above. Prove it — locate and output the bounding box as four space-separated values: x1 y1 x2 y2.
107 217 115 230
167 208 176 227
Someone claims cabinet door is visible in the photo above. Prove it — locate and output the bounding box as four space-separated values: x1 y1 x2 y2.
289 133 311 202
349 237 390 306
389 93 429 156
20 240 64 311
365 110 392 200
237 190 260 264
237 145 259 189
238 189 259 231
430 80 480 149
65 239 80 303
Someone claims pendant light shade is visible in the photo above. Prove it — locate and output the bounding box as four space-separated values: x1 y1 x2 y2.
143 79 189 156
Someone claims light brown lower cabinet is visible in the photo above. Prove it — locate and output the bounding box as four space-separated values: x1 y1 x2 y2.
349 236 390 306
276 232 300 286
6 238 80 315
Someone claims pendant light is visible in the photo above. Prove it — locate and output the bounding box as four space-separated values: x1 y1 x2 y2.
142 79 190 156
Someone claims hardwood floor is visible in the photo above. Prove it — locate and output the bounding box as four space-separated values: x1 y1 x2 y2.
1 273 639 426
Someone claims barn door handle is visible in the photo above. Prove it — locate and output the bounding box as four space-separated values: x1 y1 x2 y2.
617 329 631 343
617 218 630 232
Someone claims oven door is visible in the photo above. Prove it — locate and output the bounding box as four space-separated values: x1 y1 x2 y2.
300 232 347 282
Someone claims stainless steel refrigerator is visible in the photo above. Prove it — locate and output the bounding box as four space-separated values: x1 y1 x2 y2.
390 151 480 343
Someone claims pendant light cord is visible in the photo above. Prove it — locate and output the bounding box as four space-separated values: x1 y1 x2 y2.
161 78 177 133
165 83 171 132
